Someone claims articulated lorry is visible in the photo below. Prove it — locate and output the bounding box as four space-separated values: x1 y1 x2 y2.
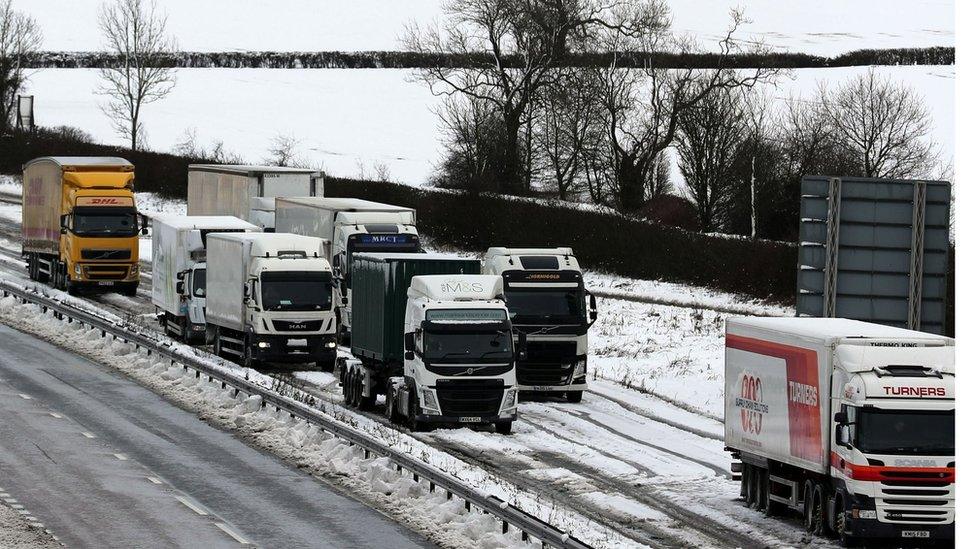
338 253 519 433
151 215 259 343
187 165 322 230
22 157 146 295
483 247 597 402
206 232 338 370
275 197 421 337
725 317 954 545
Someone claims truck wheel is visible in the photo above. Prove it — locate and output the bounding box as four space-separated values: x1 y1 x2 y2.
743 465 755 506
494 420 513 435
384 383 399 423
834 493 858 546
242 339 262 370
121 283 138 297
756 469 769 513
408 391 429 432
357 379 375 410
565 391 583 403
762 471 782 517
316 350 337 373
806 483 826 536
66 280 80 296
214 329 225 359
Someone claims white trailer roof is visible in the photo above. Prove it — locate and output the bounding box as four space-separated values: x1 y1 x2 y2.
208 232 327 257
485 247 574 257
154 215 259 231
410 274 504 301
728 317 951 344
24 157 133 169
277 197 412 212
188 164 318 175
836 344 954 375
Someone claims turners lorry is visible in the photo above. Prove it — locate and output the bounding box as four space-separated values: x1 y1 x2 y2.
22 157 147 295
187 165 323 230
151 215 259 343
338 253 520 433
274 197 421 338
482 247 597 401
725 317 954 545
206 232 338 370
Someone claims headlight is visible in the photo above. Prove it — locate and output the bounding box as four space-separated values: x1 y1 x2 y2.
326 341 336 348
852 509 876 520
572 359 587 379
129 264 139 276
74 264 82 275
502 388 518 409
420 388 440 413
257 341 271 349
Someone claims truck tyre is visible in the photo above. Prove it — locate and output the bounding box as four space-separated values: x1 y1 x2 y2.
384 382 399 423
803 480 826 536
342 369 354 405
762 471 782 517
66 280 80 296
756 468 770 513
565 391 583 403
122 283 138 297
408 390 429 432
357 379 376 410
495 420 513 435
242 341 262 370
316 350 337 373
834 492 858 546
743 464 756 507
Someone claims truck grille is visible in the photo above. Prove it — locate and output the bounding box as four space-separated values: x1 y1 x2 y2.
518 341 576 386
83 265 129 280
271 319 323 332
877 483 954 524
81 249 131 260
435 379 503 416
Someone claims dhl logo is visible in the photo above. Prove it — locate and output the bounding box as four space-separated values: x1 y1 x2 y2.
77 197 133 206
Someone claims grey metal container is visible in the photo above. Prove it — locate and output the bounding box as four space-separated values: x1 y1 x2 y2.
796 176 951 334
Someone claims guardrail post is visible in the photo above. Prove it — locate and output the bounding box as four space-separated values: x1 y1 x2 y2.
502 521 508 534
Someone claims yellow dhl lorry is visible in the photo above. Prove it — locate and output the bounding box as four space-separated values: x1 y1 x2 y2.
22 157 147 295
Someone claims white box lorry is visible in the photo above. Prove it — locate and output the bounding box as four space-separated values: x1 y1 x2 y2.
338 253 520 433
725 317 954 545
187 165 323 230
206 232 338 370
274 197 421 337
151 215 259 343
483 247 597 401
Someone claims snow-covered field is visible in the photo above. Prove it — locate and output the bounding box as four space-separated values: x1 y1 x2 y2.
21 0 953 56
22 65 954 186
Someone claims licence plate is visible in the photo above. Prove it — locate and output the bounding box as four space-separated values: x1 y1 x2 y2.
902 531 930 538
286 339 307 347
532 386 551 391
459 417 481 423
98 281 113 286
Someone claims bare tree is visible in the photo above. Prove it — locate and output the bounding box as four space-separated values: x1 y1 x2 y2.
675 83 747 232
592 4 778 212
536 69 602 200
0 0 41 133
432 95 509 193
264 134 302 167
98 0 176 150
403 0 621 195
819 70 939 179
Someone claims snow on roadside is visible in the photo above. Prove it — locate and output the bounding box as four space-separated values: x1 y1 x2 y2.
0 290 638 549
0 499 60 549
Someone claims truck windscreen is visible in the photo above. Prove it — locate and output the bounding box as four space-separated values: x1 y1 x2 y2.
260 272 333 311
505 288 584 325
424 327 513 363
73 208 138 237
855 408 954 456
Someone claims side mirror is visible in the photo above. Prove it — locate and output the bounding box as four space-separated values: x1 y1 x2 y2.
834 424 850 448
833 411 847 424
140 214 149 230
516 332 528 361
176 271 186 281
404 332 416 352
59 214 68 234
404 351 415 361
587 292 598 325
176 281 185 295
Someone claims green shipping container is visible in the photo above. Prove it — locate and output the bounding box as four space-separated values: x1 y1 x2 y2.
350 253 481 364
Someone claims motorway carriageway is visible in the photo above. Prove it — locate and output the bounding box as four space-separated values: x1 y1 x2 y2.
0 323 432 548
